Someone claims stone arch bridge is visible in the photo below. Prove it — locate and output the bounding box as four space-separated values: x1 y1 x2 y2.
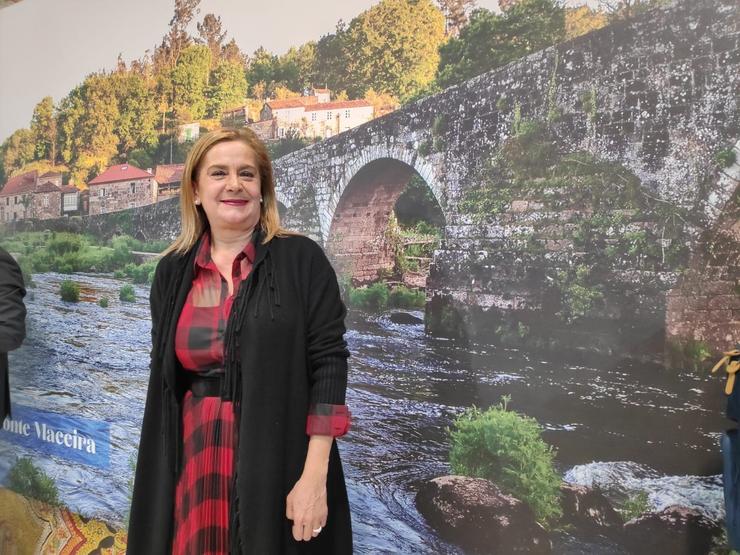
26 0 740 359
271 0 739 358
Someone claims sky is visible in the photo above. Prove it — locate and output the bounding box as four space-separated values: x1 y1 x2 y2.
0 0 595 142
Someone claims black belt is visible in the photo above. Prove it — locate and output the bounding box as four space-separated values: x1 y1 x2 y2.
183 372 223 398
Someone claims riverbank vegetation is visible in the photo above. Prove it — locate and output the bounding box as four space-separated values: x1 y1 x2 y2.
0 231 164 286
7 456 61 506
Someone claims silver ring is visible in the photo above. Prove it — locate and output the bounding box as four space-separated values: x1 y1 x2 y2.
312 526 322 533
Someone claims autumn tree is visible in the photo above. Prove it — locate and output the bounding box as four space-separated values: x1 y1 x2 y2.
436 0 565 88
341 0 446 100
30 96 57 163
565 6 607 40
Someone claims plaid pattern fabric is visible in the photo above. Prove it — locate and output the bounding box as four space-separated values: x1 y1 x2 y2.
171 231 350 554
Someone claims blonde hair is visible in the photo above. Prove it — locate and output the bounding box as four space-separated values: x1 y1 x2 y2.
163 127 300 256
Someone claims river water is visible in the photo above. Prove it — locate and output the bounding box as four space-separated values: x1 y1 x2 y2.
0 272 730 554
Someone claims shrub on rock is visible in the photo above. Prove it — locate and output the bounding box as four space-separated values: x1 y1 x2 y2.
449 396 562 526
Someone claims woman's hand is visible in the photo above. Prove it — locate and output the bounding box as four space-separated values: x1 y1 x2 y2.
286 471 328 541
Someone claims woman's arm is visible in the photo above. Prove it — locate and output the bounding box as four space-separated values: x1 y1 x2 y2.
286 240 351 541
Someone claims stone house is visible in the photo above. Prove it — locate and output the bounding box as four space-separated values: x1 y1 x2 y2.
154 164 185 199
87 164 157 215
0 170 63 222
257 88 373 140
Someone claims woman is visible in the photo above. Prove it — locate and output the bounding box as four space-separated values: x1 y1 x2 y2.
128 128 353 554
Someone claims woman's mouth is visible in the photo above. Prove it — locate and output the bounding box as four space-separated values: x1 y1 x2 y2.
221 199 248 206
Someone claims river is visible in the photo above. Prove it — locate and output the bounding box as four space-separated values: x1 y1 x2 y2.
0 272 729 553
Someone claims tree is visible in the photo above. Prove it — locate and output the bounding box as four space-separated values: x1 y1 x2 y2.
437 0 476 36
278 43 317 92
313 23 349 93
598 0 669 20
221 38 247 66
246 47 280 97
206 60 248 118
341 0 446 100
30 97 57 163
113 72 159 153
171 44 211 121
565 6 607 40
0 129 35 182
436 0 565 88
197 13 226 67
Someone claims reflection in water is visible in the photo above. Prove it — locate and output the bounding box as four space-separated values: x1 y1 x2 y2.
0 272 728 553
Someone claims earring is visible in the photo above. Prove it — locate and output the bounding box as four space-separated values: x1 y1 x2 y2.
259 198 263 203
194 198 201 205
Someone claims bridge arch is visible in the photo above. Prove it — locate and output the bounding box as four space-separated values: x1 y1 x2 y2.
324 146 445 285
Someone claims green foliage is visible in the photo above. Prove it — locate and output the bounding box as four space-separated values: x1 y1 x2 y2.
171 44 212 121
7 457 60 506
715 148 737 169
616 490 650 521
0 128 36 180
119 284 136 302
30 96 57 162
449 396 562 526
318 0 446 99
206 60 248 118
98 297 109 308
59 280 80 302
436 0 565 88
554 264 604 322
666 338 713 371
348 282 389 311
267 129 318 159
345 281 425 311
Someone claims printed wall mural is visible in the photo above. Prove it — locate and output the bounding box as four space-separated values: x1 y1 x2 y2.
0 0 738 553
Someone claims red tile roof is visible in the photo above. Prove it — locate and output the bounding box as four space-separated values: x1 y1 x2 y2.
40 171 61 178
265 98 309 110
1 170 38 196
155 164 185 185
36 181 62 193
88 164 153 186
304 99 372 112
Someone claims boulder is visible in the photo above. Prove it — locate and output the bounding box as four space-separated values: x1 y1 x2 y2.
621 505 722 555
416 475 551 554
559 482 622 536
389 311 423 325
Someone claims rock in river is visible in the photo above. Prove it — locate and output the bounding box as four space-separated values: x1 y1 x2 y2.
416 475 551 554
559 482 622 536
622 505 722 554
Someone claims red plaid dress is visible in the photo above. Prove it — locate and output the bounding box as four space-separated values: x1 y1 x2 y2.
171 231 351 555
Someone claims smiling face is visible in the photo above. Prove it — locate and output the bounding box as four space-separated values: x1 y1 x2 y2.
193 140 262 237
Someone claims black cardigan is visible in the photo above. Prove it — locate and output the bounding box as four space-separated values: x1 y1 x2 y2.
127 229 353 554
0 246 26 421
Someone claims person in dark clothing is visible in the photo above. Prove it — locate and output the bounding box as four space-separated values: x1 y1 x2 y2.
0 246 27 422
127 128 353 554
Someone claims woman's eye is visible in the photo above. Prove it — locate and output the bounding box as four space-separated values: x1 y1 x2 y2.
240 172 254 178
212 170 225 176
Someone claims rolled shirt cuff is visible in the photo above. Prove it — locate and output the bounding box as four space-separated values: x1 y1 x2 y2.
306 403 351 437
